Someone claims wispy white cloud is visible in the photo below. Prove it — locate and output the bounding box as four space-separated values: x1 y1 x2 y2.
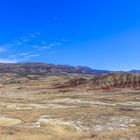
35 32 41 36
13 41 23 45
0 43 13 48
47 50 60 54
0 43 15 53
28 33 36 38
8 52 40 62
32 40 62 51
0 32 67 63
19 52 29 56
27 54 40 57
18 32 41 43
61 38 70 42
34 45 51 51
18 52 40 58
19 53 40 61
0 59 17 63
49 42 62 47
20 37 30 42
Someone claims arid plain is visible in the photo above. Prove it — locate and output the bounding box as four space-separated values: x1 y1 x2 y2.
0 72 140 140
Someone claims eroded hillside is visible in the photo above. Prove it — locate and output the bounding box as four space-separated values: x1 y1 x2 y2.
60 73 140 90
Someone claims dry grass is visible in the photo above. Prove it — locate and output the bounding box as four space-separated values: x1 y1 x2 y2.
0 124 93 140
0 135 70 140
0 117 21 127
0 74 140 139
95 128 140 140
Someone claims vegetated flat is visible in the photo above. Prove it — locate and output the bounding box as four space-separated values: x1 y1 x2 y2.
0 73 140 140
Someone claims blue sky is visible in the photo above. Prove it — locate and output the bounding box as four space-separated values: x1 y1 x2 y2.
0 0 140 70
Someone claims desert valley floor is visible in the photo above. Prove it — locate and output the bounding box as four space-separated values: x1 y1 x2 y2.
0 74 140 140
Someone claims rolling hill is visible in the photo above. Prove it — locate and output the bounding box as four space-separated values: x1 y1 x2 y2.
59 73 140 90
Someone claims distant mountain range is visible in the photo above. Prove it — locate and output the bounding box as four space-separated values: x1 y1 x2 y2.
0 63 111 75
0 62 139 75
129 70 140 74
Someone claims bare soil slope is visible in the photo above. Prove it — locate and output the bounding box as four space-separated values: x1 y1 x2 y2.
60 73 140 90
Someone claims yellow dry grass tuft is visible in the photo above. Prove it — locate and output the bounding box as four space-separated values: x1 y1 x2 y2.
40 122 92 139
0 117 21 127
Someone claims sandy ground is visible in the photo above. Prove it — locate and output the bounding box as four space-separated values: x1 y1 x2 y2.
0 75 140 140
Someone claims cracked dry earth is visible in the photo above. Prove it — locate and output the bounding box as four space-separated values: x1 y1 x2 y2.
0 77 140 140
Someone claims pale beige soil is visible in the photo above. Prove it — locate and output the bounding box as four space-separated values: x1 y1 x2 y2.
0 75 140 140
